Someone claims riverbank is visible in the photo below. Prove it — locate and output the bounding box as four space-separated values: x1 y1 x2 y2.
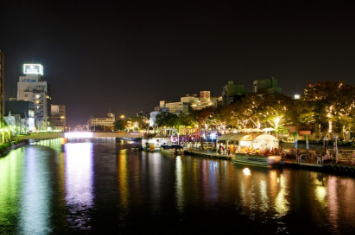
0 140 28 157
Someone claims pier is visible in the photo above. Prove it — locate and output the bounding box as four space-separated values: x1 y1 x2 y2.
184 148 355 176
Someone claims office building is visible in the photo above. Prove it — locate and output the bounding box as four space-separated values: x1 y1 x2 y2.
159 91 221 114
253 77 282 94
5 100 35 133
221 81 245 105
51 105 66 131
87 113 115 130
17 64 51 130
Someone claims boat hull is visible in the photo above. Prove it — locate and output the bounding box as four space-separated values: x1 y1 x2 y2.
160 145 184 155
233 153 281 168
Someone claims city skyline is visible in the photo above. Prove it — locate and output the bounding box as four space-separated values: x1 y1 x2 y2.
1 0 355 127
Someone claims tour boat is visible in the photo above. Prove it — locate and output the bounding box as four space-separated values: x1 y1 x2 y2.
160 144 184 155
233 153 282 168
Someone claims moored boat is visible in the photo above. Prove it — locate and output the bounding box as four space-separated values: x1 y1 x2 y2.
233 153 281 167
160 144 184 155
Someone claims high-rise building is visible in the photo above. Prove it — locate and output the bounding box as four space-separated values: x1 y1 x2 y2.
0 50 4 135
17 64 51 131
253 77 282 94
51 105 66 131
221 81 245 105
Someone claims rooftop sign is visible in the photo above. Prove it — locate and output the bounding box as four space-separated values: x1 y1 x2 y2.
23 64 43 75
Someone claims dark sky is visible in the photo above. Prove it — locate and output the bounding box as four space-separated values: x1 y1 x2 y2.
1 0 355 127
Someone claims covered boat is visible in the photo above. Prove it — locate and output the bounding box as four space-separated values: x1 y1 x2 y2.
233 153 281 167
142 135 171 152
217 133 281 167
160 144 184 155
216 133 279 154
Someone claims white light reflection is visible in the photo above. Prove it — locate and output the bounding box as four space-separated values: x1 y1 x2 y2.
65 143 94 216
260 180 269 212
243 168 251 176
64 132 93 138
175 156 184 212
274 174 289 217
20 147 51 234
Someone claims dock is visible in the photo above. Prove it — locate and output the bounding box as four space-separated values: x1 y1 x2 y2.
184 149 355 176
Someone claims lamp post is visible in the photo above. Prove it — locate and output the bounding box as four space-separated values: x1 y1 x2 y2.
334 134 338 162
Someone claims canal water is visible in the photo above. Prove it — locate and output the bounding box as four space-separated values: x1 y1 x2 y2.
0 139 354 235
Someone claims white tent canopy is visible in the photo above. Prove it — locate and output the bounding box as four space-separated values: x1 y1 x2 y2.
216 133 279 151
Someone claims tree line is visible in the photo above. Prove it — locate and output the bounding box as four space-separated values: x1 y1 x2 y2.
115 81 355 139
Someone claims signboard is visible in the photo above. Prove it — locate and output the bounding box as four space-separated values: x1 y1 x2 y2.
23 64 43 75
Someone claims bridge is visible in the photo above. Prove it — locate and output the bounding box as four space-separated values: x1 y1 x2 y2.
13 132 144 140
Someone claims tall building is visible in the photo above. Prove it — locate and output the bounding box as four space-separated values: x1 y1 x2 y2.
221 81 245 105
17 64 51 131
51 105 66 131
253 77 282 94
0 50 4 135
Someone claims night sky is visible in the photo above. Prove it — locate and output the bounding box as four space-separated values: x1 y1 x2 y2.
1 0 355 127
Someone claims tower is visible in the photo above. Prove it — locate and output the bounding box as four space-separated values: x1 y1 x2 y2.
17 64 51 131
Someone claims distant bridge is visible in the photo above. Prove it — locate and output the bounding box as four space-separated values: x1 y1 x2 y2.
13 132 144 140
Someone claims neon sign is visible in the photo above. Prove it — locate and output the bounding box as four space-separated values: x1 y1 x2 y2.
23 64 43 75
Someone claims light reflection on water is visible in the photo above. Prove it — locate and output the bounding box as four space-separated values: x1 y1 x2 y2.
0 139 355 234
64 143 94 230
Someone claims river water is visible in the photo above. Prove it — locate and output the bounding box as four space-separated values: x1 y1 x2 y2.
0 139 354 235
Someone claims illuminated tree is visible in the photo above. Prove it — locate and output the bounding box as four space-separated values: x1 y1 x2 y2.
300 81 355 138
237 93 264 129
259 93 296 134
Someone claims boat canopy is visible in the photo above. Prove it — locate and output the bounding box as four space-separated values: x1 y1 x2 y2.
217 133 279 149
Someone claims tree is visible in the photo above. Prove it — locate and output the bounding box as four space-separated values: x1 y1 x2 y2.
300 81 355 138
259 93 296 135
115 119 126 131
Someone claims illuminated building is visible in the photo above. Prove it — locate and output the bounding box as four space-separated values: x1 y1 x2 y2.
0 50 4 137
51 105 66 131
253 77 282 94
149 108 169 127
17 64 51 131
87 113 115 130
159 91 221 114
4 100 35 133
222 81 245 105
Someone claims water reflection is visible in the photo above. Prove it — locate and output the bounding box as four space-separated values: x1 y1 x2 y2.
1 141 355 234
0 150 24 233
64 143 94 230
175 156 184 213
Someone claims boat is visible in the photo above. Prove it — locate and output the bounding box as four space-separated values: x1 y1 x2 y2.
233 153 282 168
142 135 170 152
160 144 184 155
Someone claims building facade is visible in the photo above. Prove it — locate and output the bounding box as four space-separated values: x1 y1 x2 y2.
159 91 221 114
51 105 66 131
253 77 282 94
87 113 115 130
221 81 245 105
5 100 35 133
17 64 51 131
